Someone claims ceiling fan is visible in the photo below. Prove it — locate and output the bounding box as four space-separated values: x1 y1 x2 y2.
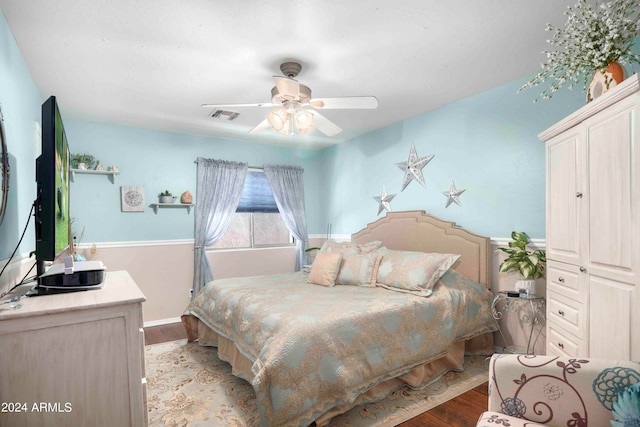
202 61 378 137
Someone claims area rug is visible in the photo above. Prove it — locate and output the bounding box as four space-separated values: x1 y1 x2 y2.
146 340 488 427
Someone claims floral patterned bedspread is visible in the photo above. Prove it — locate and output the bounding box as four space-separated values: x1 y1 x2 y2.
183 270 497 426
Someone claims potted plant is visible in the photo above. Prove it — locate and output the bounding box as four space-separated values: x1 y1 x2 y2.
70 153 96 170
519 0 640 101
498 231 546 295
158 190 175 204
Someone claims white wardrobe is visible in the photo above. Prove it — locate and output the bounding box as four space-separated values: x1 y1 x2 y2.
540 74 640 361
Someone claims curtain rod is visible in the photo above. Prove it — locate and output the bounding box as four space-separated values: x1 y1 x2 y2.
193 160 262 170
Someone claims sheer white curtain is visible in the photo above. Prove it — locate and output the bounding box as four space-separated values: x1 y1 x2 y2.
193 158 247 295
263 164 309 270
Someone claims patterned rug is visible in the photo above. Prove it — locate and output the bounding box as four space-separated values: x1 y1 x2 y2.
146 340 488 427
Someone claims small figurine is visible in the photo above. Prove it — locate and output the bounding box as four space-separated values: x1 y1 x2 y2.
95 161 104 171
108 165 119 173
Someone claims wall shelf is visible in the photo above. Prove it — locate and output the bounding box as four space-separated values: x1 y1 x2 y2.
150 203 194 214
71 168 119 183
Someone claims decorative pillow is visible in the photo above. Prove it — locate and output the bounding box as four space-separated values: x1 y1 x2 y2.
308 252 343 287
319 240 360 256
319 239 382 255
336 253 382 287
611 382 640 427
357 240 383 254
375 248 460 297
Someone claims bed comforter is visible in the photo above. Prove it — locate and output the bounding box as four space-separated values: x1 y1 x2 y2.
183 269 497 426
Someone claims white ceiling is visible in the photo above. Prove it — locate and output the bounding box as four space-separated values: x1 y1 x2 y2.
0 1 578 150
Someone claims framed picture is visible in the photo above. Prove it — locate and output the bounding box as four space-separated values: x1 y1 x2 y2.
121 186 145 212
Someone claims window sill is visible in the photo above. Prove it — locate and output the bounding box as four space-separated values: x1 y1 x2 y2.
205 245 295 253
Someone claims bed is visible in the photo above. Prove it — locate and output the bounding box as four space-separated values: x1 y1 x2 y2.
182 210 498 426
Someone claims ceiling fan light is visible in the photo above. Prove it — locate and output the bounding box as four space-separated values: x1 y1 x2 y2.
267 110 293 135
294 110 315 134
267 109 286 131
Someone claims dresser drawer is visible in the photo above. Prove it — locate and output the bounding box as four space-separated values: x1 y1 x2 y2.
547 291 585 339
547 260 586 303
547 322 584 357
139 327 146 377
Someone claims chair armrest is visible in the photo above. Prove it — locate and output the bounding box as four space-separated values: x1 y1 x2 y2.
487 354 640 427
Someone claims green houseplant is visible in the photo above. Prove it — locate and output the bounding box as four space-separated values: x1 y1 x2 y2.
498 231 546 294
158 190 175 204
70 153 96 170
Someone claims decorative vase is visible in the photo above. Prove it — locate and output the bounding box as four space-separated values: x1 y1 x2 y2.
180 191 192 204
159 195 175 204
587 61 625 103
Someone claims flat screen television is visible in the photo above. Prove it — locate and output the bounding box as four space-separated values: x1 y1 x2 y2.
35 96 71 281
32 96 105 293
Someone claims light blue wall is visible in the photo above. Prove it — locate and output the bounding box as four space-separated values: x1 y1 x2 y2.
319 77 584 238
2 9 637 261
65 121 324 242
0 10 44 260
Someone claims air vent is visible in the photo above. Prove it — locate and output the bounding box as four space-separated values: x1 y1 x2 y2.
211 110 239 121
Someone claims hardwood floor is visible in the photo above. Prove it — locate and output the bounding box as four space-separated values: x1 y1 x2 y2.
397 383 488 427
144 322 488 426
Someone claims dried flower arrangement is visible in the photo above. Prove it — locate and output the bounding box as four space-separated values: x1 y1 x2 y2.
520 0 640 101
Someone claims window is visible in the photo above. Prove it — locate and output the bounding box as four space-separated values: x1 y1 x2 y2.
209 170 293 249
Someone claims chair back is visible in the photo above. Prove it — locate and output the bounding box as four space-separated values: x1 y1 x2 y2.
487 354 640 427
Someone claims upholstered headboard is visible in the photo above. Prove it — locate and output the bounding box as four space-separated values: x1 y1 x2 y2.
351 210 491 287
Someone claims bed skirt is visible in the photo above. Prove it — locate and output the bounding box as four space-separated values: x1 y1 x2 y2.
182 315 493 426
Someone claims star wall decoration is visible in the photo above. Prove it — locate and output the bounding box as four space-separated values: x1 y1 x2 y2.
442 181 466 208
396 143 434 191
373 185 396 215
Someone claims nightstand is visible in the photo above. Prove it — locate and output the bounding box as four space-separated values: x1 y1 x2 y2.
492 292 546 355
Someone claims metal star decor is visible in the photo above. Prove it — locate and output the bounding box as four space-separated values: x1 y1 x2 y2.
442 181 466 208
396 143 434 191
373 185 396 215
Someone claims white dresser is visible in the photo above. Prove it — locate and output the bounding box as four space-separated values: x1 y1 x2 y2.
0 270 147 427
540 74 640 361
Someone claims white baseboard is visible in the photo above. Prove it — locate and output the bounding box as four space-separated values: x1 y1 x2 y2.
143 317 182 328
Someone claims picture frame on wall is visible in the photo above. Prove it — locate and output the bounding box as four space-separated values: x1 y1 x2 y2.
121 186 145 212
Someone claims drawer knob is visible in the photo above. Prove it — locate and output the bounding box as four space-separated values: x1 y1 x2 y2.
558 342 564 349
576 192 583 198
558 277 565 283
580 267 587 273
558 310 565 316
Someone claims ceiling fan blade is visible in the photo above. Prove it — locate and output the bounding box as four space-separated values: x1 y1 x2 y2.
273 76 300 100
308 96 378 109
248 119 270 134
201 102 274 108
311 111 342 136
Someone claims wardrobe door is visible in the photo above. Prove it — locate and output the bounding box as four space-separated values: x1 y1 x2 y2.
585 100 637 285
584 97 640 360
546 128 585 266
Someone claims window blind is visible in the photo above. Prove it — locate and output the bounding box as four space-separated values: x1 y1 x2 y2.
236 170 279 213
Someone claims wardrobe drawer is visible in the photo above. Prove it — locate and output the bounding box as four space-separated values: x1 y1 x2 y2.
547 322 584 357
547 260 586 303
547 291 585 339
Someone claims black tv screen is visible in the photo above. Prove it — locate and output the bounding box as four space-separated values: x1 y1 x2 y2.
35 96 71 277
